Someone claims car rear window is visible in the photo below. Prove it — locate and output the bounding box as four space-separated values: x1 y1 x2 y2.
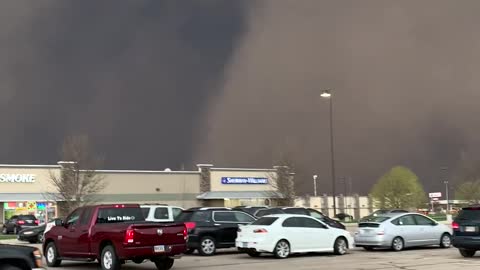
176 211 211 222
252 217 278 225
362 216 389 223
141 208 149 218
19 215 36 220
359 222 381 228
457 209 480 220
96 207 145 224
256 208 284 217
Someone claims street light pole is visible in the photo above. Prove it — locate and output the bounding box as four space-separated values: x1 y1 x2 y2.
321 89 337 216
444 180 449 212
440 166 449 213
313 175 318 197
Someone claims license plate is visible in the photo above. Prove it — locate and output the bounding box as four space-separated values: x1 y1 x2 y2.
242 242 248 248
465 226 476 232
154 245 165 253
362 229 372 234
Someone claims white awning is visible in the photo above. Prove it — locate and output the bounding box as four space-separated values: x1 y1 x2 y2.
0 193 61 202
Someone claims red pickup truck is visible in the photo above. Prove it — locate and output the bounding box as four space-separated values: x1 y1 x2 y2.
43 204 187 270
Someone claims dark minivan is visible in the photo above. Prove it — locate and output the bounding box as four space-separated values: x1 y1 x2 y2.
452 205 480 257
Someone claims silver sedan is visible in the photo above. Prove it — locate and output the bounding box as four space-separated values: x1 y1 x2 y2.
354 212 452 251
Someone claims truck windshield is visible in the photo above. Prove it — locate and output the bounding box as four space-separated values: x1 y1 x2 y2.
96 207 145 224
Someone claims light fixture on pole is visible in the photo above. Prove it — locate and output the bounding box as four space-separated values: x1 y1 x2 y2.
440 166 449 213
313 175 318 197
321 89 337 216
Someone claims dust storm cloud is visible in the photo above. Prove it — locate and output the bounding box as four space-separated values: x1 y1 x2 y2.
194 0 480 194
0 1 250 170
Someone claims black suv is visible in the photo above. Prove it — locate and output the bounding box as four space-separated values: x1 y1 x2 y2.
176 207 256 256
2 215 39 235
0 244 45 270
452 205 480 257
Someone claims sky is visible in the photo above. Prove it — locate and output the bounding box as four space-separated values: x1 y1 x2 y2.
2 0 480 195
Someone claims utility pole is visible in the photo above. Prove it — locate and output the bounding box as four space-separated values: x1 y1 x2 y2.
313 175 318 197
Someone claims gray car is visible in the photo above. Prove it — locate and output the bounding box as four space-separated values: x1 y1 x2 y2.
354 213 452 251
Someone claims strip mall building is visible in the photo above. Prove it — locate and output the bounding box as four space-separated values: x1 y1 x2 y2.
0 163 286 224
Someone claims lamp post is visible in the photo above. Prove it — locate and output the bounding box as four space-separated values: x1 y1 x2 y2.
321 89 337 216
313 175 318 197
441 166 449 213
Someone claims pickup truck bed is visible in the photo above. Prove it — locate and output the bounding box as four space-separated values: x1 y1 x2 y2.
43 204 187 270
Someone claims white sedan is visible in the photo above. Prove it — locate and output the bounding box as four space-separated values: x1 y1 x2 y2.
235 214 354 258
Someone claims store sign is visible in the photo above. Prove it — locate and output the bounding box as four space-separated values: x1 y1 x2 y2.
429 192 442 198
221 177 268 184
0 174 36 183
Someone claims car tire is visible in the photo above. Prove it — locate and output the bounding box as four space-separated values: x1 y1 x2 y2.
45 242 62 267
391 237 404 252
273 240 290 259
100 245 121 270
460 249 476 257
38 233 44 243
333 237 348 255
184 248 195 254
29 239 37 244
198 236 216 256
440 233 451 248
363 247 375 251
1 226 8 235
247 250 261 257
153 257 174 270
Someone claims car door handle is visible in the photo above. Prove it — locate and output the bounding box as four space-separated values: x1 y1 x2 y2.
81 229 88 233
214 223 221 226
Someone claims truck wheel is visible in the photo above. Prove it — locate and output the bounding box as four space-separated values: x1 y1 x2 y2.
101 245 121 270
198 236 216 256
459 249 476 257
45 242 62 267
153 258 174 270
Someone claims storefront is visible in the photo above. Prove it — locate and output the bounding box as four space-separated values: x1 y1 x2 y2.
0 163 288 224
196 166 285 207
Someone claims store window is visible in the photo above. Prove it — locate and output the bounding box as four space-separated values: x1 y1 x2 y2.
3 201 57 224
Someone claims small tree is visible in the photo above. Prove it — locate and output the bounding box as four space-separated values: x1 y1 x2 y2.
456 181 480 204
370 166 426 210
269 151 296 206
48 135 106 215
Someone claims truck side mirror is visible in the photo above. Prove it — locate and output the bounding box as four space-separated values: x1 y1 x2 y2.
54 219 63 226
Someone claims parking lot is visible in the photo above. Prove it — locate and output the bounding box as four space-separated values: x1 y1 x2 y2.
9 241 480 270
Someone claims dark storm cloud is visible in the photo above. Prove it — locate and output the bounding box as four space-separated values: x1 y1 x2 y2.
194 0 480 194
3 0 480 196
0 1 250 169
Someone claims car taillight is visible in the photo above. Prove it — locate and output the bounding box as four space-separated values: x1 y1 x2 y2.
184 222 196 233
124 229 134 244
253 228 268 233
17 220 25 225
183 226 188 240
34 220 39 225
452 222 460 230
33 249 43 268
